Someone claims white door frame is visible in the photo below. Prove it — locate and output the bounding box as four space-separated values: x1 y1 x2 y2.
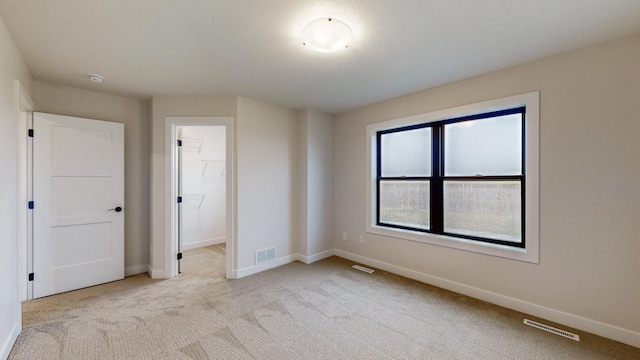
164 117 235 279
15 80 34 302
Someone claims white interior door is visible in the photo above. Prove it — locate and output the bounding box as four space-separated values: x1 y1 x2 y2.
33 112 124 298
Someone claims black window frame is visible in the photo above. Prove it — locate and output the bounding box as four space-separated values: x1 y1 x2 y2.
376 106 526 248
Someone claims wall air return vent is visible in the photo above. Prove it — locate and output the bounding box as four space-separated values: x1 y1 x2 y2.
255 247 276 265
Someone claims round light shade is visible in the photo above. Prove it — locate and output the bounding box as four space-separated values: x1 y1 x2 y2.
302 17 352 53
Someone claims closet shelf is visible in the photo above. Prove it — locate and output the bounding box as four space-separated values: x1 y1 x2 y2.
201 159 226 175
182 193 206 208
180 136 205 153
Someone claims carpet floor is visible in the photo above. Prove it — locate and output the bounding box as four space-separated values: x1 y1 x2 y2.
9 245 640 359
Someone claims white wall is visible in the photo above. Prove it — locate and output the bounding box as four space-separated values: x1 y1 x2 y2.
236 97 298 274
333 34 640 346
297 111 309 258
150 96 237 277
32 81 151 276
297 109 334 263
0 14 32 360
151 96 298 278
179 126 226 249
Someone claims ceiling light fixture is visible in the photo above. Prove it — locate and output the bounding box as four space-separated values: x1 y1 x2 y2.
87 73 104 83
302 17 352 53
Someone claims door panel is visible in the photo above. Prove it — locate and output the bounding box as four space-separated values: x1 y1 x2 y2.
52 223 112 267
52 177 112 217
51 126 112 170
33 112 124 298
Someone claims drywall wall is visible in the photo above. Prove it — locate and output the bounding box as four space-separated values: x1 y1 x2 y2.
150 96 237 276
297 110 309 258
297 109 334 262
333 34 640 346
179 126 226 249
0 14 32 360
236 97 298 273
306 110 333 257
32 81 151 276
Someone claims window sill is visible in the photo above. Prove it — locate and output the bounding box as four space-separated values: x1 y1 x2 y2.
366 225 538 263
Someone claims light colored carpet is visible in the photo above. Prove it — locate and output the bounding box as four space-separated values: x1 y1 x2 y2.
9 245 639 359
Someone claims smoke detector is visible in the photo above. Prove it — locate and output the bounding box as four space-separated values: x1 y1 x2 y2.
87 74 104 83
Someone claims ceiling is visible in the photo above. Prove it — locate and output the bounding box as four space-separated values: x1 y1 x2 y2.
2 1 640 114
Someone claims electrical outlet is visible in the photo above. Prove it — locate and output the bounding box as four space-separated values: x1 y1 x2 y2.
276 236 283 246
359 236 364 245
342 232 348 241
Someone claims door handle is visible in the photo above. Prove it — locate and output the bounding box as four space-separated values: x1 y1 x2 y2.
108 206 124 212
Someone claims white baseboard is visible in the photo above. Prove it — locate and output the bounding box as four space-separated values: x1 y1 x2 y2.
182 237 226 251
125 264 148 277
1 321 20 360
148 265 166 279
296 249 335 264
334 249 640 348
236 254 297 279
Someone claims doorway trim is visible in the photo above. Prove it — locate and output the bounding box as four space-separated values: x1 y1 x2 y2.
164 117 235 279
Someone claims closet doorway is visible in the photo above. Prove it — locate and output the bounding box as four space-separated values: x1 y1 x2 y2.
176 126 226 273
165 116 234 279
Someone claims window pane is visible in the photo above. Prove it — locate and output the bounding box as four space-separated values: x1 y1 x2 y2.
444 114 522 176
444 181 521 242
381 127 431 177
379 180 430 230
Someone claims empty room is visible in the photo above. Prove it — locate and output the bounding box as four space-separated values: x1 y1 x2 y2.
1 1 639 359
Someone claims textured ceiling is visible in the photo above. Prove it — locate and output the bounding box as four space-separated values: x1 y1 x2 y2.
2 0 640 114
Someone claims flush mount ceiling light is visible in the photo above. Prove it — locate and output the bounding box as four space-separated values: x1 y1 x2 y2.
87 73 104 83
302 17 352 53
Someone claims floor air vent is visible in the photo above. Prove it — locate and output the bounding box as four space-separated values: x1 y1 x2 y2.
524 319 580 341
255 247 276 265
352 265 374 273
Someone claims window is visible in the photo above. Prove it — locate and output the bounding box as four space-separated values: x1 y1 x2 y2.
367 92 539 263
377 107 524 246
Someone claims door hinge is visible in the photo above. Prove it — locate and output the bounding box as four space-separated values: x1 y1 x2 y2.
28 129 34 137
177 252 183 260
177 139 182 147
177 196 182 203
28 201 34 209
28 273 34 281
